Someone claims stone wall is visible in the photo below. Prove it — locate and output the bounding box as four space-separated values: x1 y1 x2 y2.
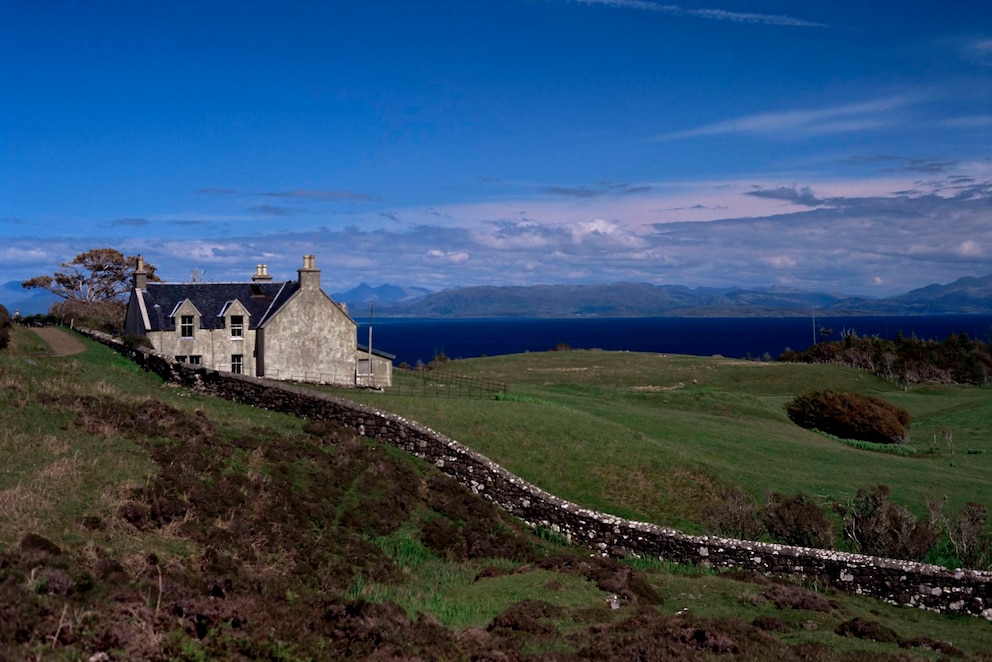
87 329 992 620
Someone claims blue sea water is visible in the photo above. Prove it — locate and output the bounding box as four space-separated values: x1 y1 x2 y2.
360 315 992 367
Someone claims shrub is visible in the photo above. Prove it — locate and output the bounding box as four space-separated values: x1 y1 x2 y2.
761 492 834 549
836 485 940 560
786 390 910 444
120 334 153 351
0 304 10 350
49 299 126 333
945 501 991 569
701 485 763 540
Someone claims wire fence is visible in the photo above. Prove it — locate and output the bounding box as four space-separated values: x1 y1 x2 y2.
389 366 507 399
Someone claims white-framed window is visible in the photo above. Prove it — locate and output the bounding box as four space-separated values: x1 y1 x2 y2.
230 315 244 339
188 355 201 365
180 314 195 339
231 354 243 374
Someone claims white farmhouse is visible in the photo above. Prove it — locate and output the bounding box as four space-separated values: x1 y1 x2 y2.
123 255 392 387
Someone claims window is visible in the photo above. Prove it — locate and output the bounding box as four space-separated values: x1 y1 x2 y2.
188 355 201 365
175 355 187 363
230 315 244 339
231 354 243 374
180 315 195 338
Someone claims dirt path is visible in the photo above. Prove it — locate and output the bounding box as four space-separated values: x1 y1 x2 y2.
29 326 87 356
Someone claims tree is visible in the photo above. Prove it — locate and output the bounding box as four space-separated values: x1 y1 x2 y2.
21 249 157 303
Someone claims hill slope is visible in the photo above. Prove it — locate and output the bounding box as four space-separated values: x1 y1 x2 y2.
2 329 991 658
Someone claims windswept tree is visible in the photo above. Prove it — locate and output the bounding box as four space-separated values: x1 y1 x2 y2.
21 248 157 303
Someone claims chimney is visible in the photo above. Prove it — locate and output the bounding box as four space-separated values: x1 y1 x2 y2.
252 264 273 282
134 255 148 290
298 254 320 291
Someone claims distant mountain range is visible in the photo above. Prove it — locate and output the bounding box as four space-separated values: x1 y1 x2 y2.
7 273 992 319
1 281 59 316
332 274 992 318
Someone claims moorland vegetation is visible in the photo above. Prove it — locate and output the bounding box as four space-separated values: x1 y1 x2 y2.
2 324 992 658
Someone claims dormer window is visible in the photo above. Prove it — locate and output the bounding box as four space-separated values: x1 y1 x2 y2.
180 315 195 339
230 315 244 339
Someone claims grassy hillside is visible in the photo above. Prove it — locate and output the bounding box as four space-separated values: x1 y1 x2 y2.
339 351 992 541
3 327 992 659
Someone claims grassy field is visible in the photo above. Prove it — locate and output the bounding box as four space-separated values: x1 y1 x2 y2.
3 327 992 659
336 350 992 534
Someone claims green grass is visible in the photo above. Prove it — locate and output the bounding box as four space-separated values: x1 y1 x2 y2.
336 350 992 531
0 327 304 553
5 328 992 657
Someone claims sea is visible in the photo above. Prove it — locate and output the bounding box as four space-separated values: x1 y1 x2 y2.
359 315 992 367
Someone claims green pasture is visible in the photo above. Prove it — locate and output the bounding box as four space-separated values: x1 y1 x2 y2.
340 350 992 531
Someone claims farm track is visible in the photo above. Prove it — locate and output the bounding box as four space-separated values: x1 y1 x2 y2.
28 326 86 356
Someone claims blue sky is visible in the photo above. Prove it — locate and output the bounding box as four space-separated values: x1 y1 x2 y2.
2 0 990 297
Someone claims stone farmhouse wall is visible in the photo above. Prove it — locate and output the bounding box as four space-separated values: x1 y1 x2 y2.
87 329 992 620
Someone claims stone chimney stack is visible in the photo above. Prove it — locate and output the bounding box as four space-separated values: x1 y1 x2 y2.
298 254 320 291
134 255 148 290
252 264 273 282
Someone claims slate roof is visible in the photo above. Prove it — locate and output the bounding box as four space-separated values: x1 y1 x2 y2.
137 281 299 332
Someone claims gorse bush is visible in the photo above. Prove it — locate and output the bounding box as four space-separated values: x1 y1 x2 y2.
786 390 910 444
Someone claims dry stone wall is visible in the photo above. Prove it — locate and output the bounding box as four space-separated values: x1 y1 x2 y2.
90 329 992 620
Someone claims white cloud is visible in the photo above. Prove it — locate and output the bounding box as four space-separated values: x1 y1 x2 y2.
958 240 983 257
425 249 469 264
567 219 647 248
760 256 798 268
571 1 830 28
659 95 914 141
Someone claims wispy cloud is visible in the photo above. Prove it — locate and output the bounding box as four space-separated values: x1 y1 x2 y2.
106 217 150 227
196 187 376 202
571 1 830 28
842 155 957 174
196 187 238 195
965 38 992 66
745 186 824 206
659 96 912 140
258 189 376 202
250 205 296 216
545 182 653 198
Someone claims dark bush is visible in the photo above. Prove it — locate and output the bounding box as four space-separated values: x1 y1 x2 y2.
49 299 126 333
120 333 153 351
0 304 10 350
778 332 992 385
836 485 940 560
701 485 763 540
786 390 910 444
761 492 834 549
945 501 991 569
